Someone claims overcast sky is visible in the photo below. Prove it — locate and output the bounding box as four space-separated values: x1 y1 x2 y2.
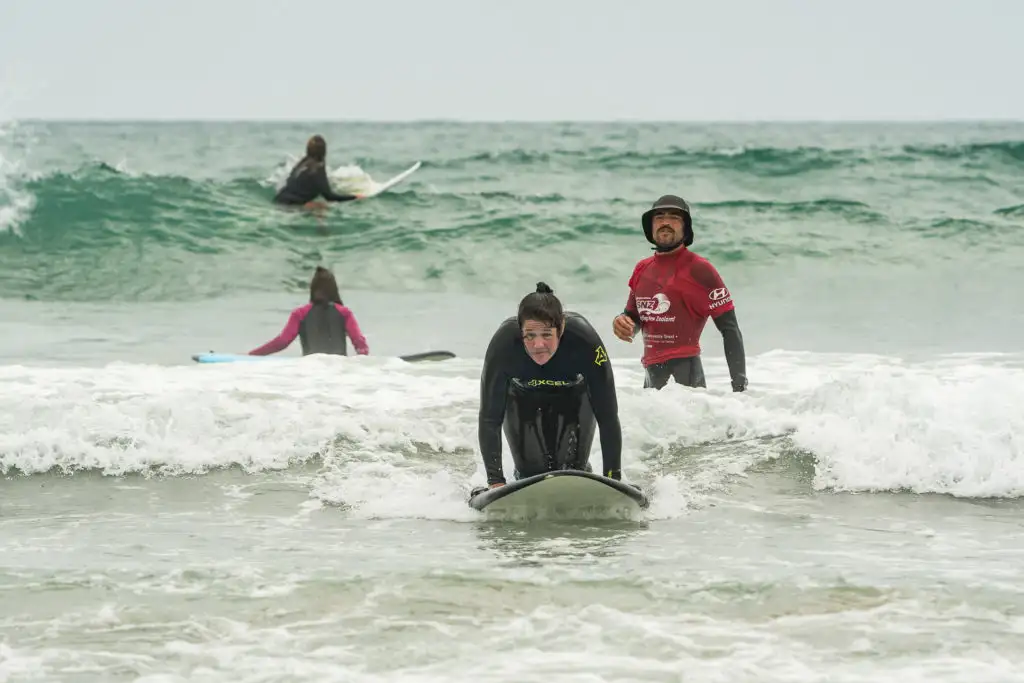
1 0 1021 121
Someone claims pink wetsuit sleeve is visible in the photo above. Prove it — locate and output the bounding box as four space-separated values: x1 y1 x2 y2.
336 304 369 355
249 309 303 355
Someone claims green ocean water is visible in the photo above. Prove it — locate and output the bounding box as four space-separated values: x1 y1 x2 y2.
2 120 1022 354
1 120 1023 682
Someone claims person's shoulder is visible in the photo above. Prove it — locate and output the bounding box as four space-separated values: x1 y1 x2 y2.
686 250 727 288
484 315 519 355
627 254 656 286
687 249 715 266
564 311 602 341
295 159 324 174
564 312 611 367
490 315 519 338
631 254 656 273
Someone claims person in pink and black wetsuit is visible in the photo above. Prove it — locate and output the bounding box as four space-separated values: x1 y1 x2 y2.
248 266 370 357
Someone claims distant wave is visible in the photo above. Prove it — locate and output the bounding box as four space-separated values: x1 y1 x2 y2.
440 146 859 176
994 203 1024 217
432 140 1024 176
1 135 1022 302
901 141 1024 165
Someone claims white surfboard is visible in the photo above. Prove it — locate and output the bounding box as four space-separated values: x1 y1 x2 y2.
360 161 421 198
467 470 648 521
330 161 421 199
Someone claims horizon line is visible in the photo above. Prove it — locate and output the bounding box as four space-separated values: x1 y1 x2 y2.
9 116 1024 125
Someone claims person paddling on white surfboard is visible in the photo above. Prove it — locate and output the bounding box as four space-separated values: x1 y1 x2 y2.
474 282 624 493
274 135 363 209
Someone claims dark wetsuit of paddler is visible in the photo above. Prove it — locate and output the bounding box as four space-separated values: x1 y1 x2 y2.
477 282 623 490
273 135 361 206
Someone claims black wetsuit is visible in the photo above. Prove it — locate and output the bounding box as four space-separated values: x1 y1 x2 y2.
478 312 623 486
273 158 357 205
299 302 349 355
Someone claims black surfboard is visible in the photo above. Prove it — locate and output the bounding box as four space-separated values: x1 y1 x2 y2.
399 350 456 362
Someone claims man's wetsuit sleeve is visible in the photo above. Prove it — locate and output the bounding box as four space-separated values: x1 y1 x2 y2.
573 319 623 479
478 319 515 485
713 310 747 391
692 259 748 392
622 291 642 328
314 165 358 202
622 263 643 327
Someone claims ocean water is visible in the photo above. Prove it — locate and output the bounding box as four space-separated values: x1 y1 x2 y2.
1 118 1023 682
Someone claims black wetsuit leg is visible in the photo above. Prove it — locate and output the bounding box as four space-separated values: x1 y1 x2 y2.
643 356 707 390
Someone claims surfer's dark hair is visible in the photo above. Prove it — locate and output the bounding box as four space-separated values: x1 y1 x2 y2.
517 281 564 331
306 135 327 162
309 266 343 305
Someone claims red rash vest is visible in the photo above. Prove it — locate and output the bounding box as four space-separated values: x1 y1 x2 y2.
624 248 735 367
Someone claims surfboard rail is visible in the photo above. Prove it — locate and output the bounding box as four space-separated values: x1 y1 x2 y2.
468 469 648 514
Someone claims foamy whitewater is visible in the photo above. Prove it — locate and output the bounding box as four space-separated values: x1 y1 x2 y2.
1 118 1023 681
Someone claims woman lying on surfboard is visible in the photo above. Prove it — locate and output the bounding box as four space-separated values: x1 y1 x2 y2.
273 135 363 209
476 282 623 490
248 266 370 357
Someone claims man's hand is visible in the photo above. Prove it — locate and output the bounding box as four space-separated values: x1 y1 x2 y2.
489 482 505 489
612 314 636 342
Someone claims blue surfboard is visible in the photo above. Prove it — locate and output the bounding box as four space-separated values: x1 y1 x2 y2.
191 353 277 364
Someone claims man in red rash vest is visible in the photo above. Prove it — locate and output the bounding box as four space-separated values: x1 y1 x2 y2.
611 195 748 392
